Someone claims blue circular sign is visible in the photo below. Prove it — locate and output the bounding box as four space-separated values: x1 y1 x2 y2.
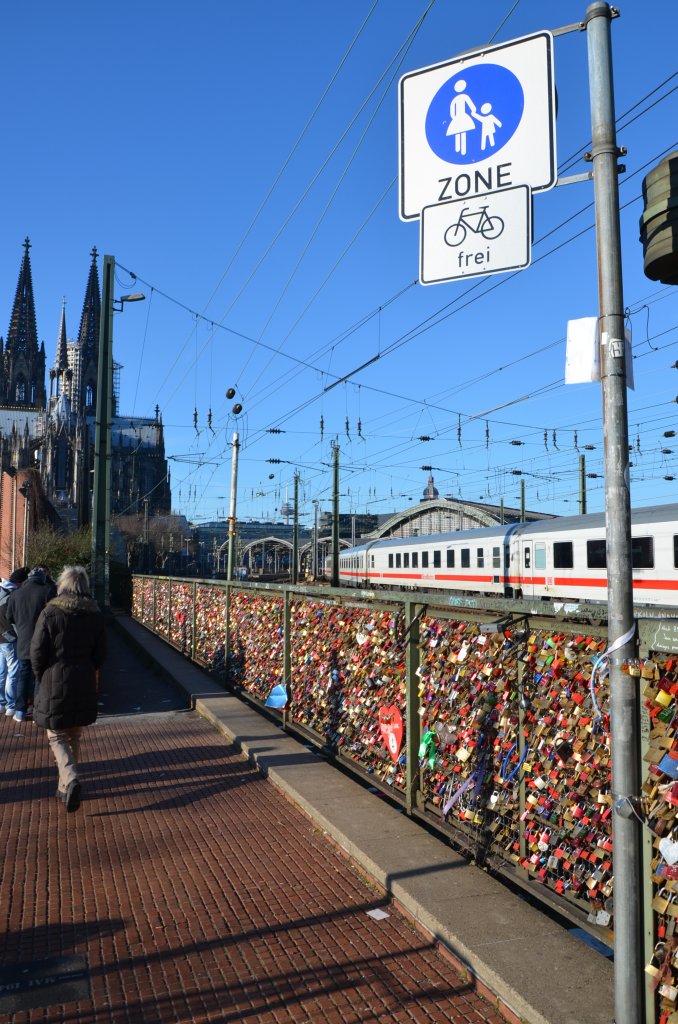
425 63 524 165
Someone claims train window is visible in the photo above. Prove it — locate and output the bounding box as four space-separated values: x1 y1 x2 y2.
587 539 607 569
524 547 531 569
535 543 546 570
388 554 393 569
422 552 429 569
675 536 678 568
403 553 410 569
433 550 441 568
553 542 573 568
412 552 418 568
446 549 455 568
461 548 470 568
395 553 402 569
492 546 501 569
477 548 484 568
371 555 374 568
632 536 654 569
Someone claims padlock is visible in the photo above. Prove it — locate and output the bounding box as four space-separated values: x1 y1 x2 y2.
659 983 678 1003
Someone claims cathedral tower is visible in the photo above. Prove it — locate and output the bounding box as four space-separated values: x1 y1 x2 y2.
3 238 46 407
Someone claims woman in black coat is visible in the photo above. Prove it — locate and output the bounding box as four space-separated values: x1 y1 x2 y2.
31 565 107 812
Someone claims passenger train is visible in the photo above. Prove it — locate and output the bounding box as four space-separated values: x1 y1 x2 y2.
332 503 678 607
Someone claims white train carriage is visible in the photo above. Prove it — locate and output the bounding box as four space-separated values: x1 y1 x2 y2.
335 503 678 607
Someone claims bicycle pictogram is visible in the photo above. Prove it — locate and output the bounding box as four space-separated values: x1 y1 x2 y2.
443 204 504 247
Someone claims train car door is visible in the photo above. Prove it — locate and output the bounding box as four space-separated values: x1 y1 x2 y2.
521 541 534 598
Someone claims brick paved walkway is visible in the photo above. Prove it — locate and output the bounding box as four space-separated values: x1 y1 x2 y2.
0 659 509 1023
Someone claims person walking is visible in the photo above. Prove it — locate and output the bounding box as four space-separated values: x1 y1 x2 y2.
0 568 28 718
7 566 52 721
31 565 106 812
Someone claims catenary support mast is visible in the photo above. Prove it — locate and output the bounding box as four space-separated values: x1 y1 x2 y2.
586 5 642 1022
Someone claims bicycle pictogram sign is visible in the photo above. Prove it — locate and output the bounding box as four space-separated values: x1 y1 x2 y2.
443 204 504 247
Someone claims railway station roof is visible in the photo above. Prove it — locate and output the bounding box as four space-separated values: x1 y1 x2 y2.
371 498 555 540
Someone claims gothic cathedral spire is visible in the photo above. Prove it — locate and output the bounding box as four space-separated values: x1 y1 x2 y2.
5 238 46 407
77 247 100 415
78 246 100 356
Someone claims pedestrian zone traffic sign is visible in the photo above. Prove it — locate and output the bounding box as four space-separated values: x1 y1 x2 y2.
399 31 556 221
420 186 531 286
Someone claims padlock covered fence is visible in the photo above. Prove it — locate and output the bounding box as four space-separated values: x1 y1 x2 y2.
132 574 678 1023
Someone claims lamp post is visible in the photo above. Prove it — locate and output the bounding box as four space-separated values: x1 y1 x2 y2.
226 432 240 581
91 254 145 607
18 480 31 567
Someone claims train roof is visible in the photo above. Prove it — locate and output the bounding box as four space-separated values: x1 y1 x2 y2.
341 503 678 553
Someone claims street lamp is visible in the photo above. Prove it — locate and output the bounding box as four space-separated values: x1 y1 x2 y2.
91 255 145 608
18 480 31 567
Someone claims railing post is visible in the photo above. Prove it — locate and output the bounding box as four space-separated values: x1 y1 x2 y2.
283 588 292 728
405 599 422 815
191 581 197 661
152 576 157 633
517 651 527 866
224 581 232 686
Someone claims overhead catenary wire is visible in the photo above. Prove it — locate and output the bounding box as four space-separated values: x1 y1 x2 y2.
124 52 677 518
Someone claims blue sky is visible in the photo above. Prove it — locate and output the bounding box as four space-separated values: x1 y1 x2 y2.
2 1 677 527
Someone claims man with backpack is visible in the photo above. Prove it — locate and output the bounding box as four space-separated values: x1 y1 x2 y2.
0 567 28 720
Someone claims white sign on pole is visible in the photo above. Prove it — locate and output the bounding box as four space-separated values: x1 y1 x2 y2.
399 31 556 221
420 186 531 285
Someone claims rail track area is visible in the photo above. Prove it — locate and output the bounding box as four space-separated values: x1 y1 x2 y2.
0 624 517 1024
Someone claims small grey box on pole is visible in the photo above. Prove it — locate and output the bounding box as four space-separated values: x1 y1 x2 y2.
586 4 642 1022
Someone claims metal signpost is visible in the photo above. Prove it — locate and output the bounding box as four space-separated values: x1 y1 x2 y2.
400 5 641 1021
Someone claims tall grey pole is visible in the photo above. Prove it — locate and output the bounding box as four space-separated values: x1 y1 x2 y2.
292 472 299 584
586 6 641 1023
312 501 318 579
579 454 587 515
91 254 114 607
226 432 240 581
331 443 339 587
520 478 525 522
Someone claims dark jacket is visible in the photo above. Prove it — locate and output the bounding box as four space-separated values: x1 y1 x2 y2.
31 594 107 730
7 573 53 658
0 582 17 643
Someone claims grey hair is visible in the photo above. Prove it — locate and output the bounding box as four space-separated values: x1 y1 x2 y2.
56 565 91 597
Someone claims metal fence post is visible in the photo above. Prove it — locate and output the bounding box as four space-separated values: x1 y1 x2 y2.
405 599 422 815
